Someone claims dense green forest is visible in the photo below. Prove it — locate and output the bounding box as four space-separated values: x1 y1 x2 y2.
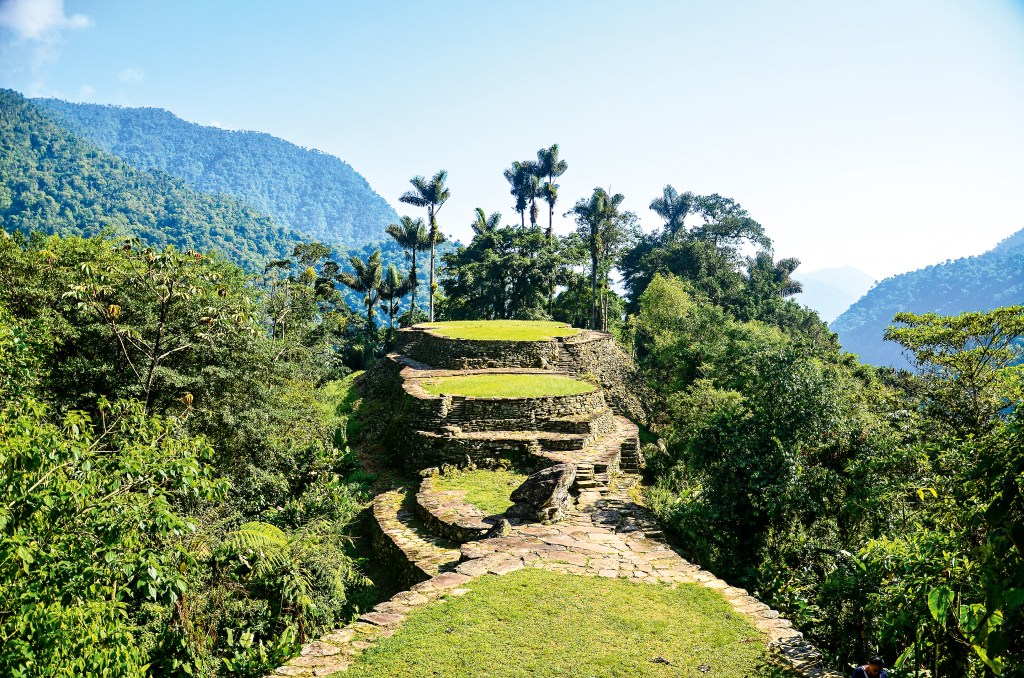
1 89 437 318
2 127 1022 677
0 231 377 676
33 98 399 248
0 89 302 272
832 228 1024 366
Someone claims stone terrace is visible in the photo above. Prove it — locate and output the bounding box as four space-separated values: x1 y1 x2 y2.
270 323 841 677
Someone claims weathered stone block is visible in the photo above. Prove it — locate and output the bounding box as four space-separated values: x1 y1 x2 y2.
507 463 577 523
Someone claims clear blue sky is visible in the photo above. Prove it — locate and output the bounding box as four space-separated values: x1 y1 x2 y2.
2 0 1023 278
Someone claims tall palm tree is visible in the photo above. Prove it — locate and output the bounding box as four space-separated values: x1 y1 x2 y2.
503 161 539 228
570 187 625 331
650 184 695 236
378 263 414 339
385 215 430 319
337 249 383 333
399 171 450 322
535 144 568 315
470 208 502 236
535 144 568 239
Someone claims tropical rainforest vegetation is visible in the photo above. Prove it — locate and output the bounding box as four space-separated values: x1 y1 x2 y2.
1 91 1021 676
33 97 399 247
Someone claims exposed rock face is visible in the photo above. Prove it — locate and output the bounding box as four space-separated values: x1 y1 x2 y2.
506 463 577 523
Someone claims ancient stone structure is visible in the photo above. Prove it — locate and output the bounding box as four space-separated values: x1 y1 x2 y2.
271 323 841 677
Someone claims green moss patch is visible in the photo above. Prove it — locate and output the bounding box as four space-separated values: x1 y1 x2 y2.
435 469 527 515
420 373 594 398
342 568 780 677
419 320 579 341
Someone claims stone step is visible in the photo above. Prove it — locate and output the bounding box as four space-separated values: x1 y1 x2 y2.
371 489 462 584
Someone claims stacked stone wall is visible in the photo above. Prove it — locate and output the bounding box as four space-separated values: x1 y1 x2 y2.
403 387 607 434
397 328 559 369
560 332 653 426
403 430 543 471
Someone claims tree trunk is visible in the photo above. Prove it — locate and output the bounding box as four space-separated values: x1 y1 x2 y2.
428 206 436 322
590 226 599 331
409 248 418 321
546 210 554 317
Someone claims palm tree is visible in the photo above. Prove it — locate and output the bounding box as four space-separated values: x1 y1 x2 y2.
570 187 625 331
535 144 568 315
470 208 502 236
535 144 568 239
399 171 450 322
650 184 696 236
337 249 383 333
379 263 414 339
503 161 539 228
385 216 430 319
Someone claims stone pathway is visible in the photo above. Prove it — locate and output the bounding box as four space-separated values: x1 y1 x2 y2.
370 489 461 579
272 480 841 677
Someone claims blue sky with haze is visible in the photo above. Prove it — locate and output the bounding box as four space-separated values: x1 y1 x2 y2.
2 0 1023 278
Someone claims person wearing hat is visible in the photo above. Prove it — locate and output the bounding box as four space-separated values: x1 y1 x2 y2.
852 657 887 678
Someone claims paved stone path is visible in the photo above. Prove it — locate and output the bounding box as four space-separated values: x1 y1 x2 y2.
271 480 841 677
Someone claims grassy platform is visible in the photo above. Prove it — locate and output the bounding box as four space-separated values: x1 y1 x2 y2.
418 320 579 341
435 468 528 515
341 568 782 677
420 373 594 398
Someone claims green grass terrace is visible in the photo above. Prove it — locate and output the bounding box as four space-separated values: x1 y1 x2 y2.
419 373 594 398
434 468 528 515
340 568 784 678
416 320 580 341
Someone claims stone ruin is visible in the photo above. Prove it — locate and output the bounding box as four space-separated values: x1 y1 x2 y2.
270 323 842 678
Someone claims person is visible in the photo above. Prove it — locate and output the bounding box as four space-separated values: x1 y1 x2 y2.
852 657 887 678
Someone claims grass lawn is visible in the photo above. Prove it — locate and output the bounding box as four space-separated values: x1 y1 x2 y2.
340 568 784 678
420 373 594 398
434 468 528 515
419 320 579 341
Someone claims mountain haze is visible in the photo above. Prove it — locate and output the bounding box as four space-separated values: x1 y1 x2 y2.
33 98 399 247
792 266 874 322
831 228 1024 366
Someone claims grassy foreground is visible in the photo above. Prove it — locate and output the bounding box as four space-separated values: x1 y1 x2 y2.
435 468 528 515
340 568 782 677
421 373 594 398
419 320 579 341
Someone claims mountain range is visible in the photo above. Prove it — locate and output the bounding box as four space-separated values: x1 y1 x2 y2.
0 88 300 271
32 98 398 248
831 228 1024 367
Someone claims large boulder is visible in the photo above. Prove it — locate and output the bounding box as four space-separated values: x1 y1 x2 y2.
506 463 576 523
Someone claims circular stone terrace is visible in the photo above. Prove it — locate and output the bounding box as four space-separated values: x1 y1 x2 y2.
414 319 579 341
419 372 594 398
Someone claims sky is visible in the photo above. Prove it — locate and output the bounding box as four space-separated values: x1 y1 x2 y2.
2 0 1023 280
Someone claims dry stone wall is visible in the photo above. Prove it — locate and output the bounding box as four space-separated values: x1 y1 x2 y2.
396 327 560 369
558 331 653 426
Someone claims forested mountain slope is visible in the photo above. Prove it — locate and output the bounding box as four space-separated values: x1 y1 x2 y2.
831 227 1024 366
0 89 301 270
34 97 398 247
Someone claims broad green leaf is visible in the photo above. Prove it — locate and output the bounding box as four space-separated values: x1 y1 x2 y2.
928 586 954 624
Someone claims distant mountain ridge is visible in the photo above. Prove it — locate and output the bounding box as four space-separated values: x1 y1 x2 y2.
793 266 874 323
831 228 1024 367
33 98 398 247
0 88 301 271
